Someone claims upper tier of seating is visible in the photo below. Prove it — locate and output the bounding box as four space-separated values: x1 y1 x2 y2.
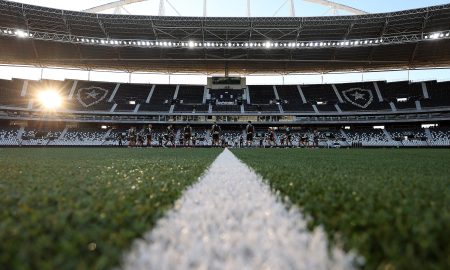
0 79 448 114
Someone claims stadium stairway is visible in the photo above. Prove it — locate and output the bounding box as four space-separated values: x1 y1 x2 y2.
339 129 351 147
58 127 69 140
382 129 399 147
17 126 25 140
101 129 113 145
424 128 433 142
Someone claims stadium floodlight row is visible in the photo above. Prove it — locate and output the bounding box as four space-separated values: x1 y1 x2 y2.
1 0 450 73
2 26 450 50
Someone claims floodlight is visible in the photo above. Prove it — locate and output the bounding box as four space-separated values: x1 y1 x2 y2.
15 29 28 38
37 90 62 110
430 33 440 39
188 41 195 48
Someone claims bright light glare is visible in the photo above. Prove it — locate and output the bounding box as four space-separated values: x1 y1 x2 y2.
15 29 28 38
430 33 440 39
38 90 62 109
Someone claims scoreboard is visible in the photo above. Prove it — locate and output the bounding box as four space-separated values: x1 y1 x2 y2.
207 77 246 89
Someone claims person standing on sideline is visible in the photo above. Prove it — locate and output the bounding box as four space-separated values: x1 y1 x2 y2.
211 122 221 147
313 129 320 148
183 124 193 147
128 127 136 147
245 121 255 147
146 124 153 147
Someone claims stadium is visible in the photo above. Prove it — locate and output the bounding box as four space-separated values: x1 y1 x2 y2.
0 0 449 269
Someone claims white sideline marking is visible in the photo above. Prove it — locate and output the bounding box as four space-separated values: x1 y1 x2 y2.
122 149 356 270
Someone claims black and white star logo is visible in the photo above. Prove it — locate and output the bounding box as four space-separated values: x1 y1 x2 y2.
351 91 365 100
342 88 374 109
76 86 109 108
86 89 101 99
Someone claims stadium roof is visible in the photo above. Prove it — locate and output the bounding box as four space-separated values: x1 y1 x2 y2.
0 0 450 74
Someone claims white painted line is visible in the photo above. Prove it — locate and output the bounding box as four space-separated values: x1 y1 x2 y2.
332 84 344 103
297 85 307 104
68 81 78 99
122 149 356 270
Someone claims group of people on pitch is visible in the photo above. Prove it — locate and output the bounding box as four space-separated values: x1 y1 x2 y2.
125 124 199 147
123 122 321 148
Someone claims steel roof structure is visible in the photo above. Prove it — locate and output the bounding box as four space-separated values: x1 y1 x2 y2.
0 0 450 74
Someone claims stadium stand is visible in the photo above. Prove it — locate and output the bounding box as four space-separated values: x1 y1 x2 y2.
0 78 448 116
0 126 19 145
65 81 116 112
389 128 429 147
112 84 152 112
277 85 313 113
1 125 449 148
335 82 392 112
138 85 175 112
213 105 241 113
377 81 423 110
210 89 243 103
177 86 204 104
0 79 28 108
421 81 450 108
248 86 276 104
344 128 394 147
50 128 106 146
429 127 450 146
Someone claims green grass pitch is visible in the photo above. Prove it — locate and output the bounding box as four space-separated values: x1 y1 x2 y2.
234 148 450 270
0 148 449 270
0 148 221 270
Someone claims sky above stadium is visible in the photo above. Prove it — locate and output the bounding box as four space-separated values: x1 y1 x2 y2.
9 0 450 17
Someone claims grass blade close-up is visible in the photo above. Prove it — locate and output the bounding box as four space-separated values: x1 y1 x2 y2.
233 148 450 270
0 148 221 270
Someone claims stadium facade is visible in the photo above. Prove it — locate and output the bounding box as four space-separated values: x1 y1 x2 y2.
0 0 449 147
